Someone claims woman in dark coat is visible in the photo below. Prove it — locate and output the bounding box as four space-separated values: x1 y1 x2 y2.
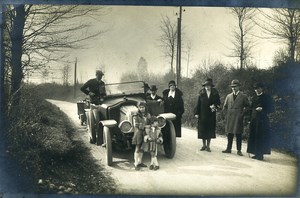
162 80 184 137
247 82 274 161
194 78 221 152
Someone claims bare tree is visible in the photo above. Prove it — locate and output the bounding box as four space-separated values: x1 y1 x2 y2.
4 4 108 114
229 7 256 70
184 40 192 78
62 64 71 86
158 15 177 74
255 8 300 62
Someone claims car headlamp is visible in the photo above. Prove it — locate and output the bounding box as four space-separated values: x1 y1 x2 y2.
119 120 132 133
157 116 166 128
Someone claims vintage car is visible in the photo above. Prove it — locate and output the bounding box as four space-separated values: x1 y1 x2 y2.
83 81 176 166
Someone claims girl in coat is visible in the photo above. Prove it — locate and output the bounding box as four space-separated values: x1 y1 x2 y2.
132 101 151 170
194 78 221 152
142 117 163 170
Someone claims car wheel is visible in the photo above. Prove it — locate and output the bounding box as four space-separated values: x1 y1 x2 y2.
103 126 113 166
163 120 176 158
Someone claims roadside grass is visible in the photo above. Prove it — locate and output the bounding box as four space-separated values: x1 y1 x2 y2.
6 86 116 194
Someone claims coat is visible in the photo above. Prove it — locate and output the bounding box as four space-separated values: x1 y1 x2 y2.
247 92 274 155
162 88 184 137
80 78 106 105
132 111 151 145
194 88 221 139
223 92 250 134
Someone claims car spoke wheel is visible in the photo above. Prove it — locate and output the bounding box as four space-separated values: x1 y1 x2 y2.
163 120 176 158
103 126 113 166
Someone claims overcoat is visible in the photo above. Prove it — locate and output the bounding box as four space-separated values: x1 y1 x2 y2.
223 92 250 134
194 88 221 139
146 94 163 101
247 93 274 155
162 88 184 137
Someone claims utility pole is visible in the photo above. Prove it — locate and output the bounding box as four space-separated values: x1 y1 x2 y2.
73 58 77 99
176 6 182 88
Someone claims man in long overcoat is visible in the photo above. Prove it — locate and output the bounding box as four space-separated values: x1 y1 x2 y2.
222 79 250 156
247 82 274 160
194 78 221 152
162 80 184 137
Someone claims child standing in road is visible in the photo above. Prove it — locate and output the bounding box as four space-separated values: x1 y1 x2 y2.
132 101 151 170
142 117 163 170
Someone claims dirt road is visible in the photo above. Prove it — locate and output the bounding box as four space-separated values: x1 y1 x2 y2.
48 99 298 196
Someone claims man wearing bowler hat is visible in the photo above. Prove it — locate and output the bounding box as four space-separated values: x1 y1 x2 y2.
146 85 163 102
222 79 250 156
80 70 106 105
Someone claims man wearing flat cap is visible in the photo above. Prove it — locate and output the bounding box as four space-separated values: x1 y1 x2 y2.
80 70 107 105
222 79 250 156
247 82 274 160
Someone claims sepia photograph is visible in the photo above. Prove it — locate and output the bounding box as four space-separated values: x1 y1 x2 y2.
0 0 299 197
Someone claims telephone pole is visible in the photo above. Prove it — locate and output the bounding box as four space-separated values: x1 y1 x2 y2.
176 6 182 88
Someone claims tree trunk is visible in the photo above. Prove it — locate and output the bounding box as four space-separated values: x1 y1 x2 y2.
10 5 26 115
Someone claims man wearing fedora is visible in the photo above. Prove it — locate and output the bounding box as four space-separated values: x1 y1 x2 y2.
146 85 163 102
80 70 106 105
194 78 221 152
222 79 250 156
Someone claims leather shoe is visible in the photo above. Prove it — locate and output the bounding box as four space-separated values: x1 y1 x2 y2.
237 151 243 156
206 147 211 152
200 146 207 151
149 165 154 170
222 149 231 153
138 163 147 168
153 165 160 171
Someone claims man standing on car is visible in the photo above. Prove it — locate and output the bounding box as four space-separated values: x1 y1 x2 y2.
80 70 106 105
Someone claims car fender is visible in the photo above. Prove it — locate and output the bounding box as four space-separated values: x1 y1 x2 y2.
158 113 176 121
100 120 117 128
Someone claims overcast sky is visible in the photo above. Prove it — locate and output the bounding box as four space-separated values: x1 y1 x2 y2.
47 6 283 84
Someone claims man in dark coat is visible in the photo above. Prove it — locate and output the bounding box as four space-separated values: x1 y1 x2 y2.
247 82 274 161
146 85 163 102
222 79 250 156
80 70 106 105
162 80 184 137
194 78 221 152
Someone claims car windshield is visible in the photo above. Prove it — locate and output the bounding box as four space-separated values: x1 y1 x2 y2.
105 81 145 96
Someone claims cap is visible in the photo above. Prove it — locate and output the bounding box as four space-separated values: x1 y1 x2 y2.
230 79 240 87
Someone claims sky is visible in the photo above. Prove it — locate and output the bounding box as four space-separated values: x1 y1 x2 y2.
42 6 283 84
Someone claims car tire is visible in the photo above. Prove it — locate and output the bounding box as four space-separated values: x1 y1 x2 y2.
163 120 176 158
103 126 113 166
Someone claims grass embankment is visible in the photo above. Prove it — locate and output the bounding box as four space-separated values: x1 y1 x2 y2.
6 86 116 194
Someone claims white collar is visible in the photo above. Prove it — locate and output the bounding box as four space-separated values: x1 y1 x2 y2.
233 91 240 95
168 90 175 98
151 94 156 99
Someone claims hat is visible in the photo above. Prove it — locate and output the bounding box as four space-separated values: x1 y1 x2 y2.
150 85 158 91
168 80 176 87
230 79 240 87
253 82 264 89
137 101 147 107
202 78 214 87
96 70 104 76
